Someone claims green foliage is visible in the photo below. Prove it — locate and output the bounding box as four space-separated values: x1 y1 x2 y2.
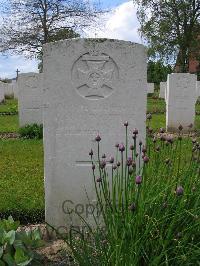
19 124 43 139
0 99 18 114
134 0 200 71
5 94 14 100
0 216 43 265
147 60 172 84
65 124 200 265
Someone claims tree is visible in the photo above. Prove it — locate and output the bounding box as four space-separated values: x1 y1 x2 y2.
133 0 200 72
0 0 102 56
147 60 172 84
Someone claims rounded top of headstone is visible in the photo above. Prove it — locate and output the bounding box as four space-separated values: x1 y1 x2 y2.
43 38 145 51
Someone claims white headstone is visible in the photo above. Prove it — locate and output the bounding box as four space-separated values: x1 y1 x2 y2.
12 79 18 99
166 73 196 132
18 73 43 126
43 38 147 231
159 82 166 99
196 81 200 100
147 83 154 94
0 81 13 97
0 81 5 103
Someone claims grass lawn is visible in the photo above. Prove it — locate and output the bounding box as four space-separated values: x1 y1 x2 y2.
0 139 44 221
0 99 18 113
0 115 19 133
150 113 200 131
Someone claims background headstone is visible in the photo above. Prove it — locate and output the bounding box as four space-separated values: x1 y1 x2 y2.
43 38 147 231
147 83 154 94
166 73 196 132
12 79 18 99
196 81 200 100
159 82 166 100
0 81 5 103
18 73 43 126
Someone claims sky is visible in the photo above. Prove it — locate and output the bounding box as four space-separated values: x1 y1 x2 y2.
0 0 141 79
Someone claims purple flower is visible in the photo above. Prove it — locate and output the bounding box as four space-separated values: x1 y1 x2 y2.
160 128 165 133
188 123 193 129
143 156 149 163
139 140 142 146
100 160 106 169
126 157 133 167
133 128 138 135
124 121 128 127
148 128 153 134
119 143 125 152
117 161 120 167
115 143 119 148
112 164 117 170
102 153 106 159
96 177 102 183
130 144 134 151
147 113 152 120
142 146 147 153
192 138 196 144
176 186 184 196
128 203 136 212
89 149 93 157
95 134 101 142
135 175 142 185
109 156 114 164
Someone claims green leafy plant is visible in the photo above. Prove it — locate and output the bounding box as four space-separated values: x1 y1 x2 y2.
19 124 43 139
0 216 44 265
63 121 200 265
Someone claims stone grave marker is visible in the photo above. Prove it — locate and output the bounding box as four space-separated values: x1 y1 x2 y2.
18 73 43 126
43 38 147 231
159 82 166 99
147 83 154 94
166 73 196 132
0 81 5 103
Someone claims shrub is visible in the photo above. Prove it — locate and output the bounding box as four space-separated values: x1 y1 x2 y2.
19 124 43 139
63 122 200 265
5 94 14 100
0 216 44 265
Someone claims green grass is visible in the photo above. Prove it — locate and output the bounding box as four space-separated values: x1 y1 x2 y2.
147 97 166 113
150 113 200 132
0 99 18 113
0 115 19 133
0 140 44 213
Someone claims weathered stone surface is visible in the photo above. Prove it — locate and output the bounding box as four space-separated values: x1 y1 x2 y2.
196 81 200 100
159 82 166 99
4 83 14 96
12 79 18 99
43 38 147 231
18 73 43 126
166 73 196 132
0 81 5 102
147 83 154 94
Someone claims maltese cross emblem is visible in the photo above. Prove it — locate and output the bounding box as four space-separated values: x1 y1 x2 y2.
72 52 119 100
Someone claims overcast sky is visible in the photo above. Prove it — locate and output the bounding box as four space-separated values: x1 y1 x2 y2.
0 0 141 79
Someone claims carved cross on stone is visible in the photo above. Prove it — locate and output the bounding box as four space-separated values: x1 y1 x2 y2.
72 52 119 100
